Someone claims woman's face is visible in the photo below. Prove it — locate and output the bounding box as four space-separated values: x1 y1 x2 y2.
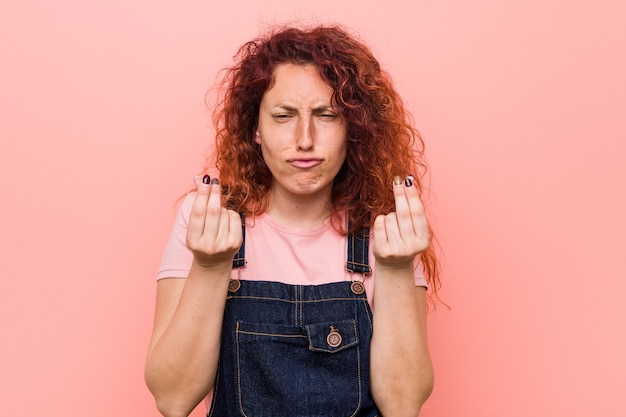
255 63 347 202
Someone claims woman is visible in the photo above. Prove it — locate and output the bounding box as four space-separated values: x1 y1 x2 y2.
145 25 440 417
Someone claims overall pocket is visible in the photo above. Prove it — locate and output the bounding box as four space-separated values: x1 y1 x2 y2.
235 318 362 417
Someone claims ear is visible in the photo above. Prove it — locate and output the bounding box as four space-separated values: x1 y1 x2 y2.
254 129 261 145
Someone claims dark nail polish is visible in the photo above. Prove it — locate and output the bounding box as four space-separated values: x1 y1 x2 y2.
405 175 414 187
210 177 220 185
202 174 211 184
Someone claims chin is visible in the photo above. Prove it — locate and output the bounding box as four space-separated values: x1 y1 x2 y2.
293 173 323 187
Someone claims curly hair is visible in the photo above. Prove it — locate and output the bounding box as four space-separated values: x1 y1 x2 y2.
209 25 441 295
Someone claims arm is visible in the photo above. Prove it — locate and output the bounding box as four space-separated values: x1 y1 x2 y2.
144 177 242 417
370 176 434 416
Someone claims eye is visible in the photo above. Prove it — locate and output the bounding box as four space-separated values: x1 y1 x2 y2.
319 113 338 120
272 113 292 122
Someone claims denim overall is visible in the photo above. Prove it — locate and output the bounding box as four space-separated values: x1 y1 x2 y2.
208 223 381 417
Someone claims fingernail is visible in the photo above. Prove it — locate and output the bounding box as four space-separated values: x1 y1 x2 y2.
210 177 220 185
202 174 211 184
405 175 414 187
393 175 403 186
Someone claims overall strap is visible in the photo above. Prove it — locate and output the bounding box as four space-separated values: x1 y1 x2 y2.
345 227 372 274
232 213 246 268
232 217 373 274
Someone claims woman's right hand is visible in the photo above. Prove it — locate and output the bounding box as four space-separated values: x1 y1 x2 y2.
186 175 243 270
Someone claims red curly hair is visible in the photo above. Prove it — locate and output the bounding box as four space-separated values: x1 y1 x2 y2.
209 25 441 295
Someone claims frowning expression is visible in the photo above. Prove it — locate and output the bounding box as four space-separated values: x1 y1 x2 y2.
255 63 348 201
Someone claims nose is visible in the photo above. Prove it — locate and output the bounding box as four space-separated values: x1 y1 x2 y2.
296 114 314 151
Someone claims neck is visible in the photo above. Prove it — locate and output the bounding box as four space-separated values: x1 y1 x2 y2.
266 187 333 228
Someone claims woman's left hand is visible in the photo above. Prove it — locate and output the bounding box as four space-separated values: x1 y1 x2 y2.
372 175 430 270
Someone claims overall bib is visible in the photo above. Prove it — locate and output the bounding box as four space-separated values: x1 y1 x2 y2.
208 225 381 417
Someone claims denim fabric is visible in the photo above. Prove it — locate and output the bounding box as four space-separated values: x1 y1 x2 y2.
208 280 380 417
232 213 246 268
345 228 372 275
215 223 378 416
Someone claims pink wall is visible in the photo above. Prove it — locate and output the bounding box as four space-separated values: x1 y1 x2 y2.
1 0 624 416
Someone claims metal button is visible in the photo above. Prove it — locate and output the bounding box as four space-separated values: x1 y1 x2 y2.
350 281 365 295
326 326 342 348
228 279 241 292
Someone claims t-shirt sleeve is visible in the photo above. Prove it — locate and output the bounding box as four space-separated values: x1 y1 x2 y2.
157 193 195 280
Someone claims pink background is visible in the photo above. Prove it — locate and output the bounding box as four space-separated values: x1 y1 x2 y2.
1 0 625 416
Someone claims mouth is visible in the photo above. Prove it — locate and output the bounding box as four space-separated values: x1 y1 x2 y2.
288 158 323 169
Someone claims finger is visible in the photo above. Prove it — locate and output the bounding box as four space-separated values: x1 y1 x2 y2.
384 212 402 245
403 175 430 241
202 178 223 237
393 175 413 238
404 174 426 219
227 210 244 248
215 207 231 245
187 175 212 243
373 214 388 244
216 208 243 250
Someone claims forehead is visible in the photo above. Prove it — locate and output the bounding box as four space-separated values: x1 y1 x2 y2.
262 63 335 104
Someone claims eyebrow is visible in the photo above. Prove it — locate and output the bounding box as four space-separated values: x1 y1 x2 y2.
274 104 338 113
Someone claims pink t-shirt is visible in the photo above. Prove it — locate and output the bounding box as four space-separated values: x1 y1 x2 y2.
158 193 427 308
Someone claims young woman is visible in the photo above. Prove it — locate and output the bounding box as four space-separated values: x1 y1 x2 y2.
145 25 441 417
